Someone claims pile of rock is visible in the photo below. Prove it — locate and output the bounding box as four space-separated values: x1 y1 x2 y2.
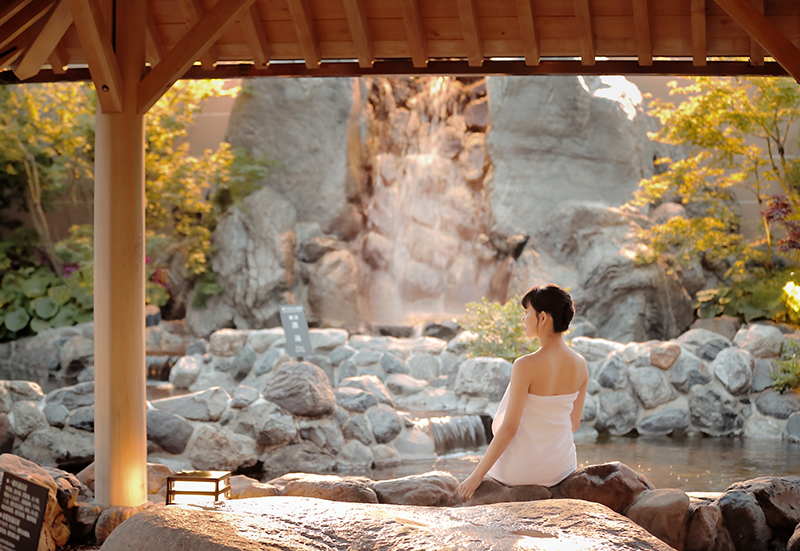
3 320 799 480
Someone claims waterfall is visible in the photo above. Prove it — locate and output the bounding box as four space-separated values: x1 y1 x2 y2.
413 413 490 455
357 77 505 325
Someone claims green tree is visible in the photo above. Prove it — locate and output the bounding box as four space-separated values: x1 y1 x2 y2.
634 77 800 322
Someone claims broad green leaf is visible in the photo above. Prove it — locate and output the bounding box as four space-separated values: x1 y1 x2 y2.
31 296 58 319
48 285 72 306
20 276 48 298
30 318 51 333
50 304 78 328
4 308 30 332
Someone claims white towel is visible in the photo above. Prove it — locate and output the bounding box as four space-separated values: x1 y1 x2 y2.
486 384 579 487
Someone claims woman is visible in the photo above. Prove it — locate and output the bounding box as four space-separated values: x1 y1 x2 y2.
458 284 589 501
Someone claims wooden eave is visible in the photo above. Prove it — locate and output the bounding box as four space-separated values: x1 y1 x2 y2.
1 0 800 88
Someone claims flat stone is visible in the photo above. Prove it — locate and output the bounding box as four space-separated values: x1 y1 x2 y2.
650 342 682 369
339 375 394 406
229 475 281 499
570 337 624 362
385 374 428 396
15 428 95 469
466 477 551 506
638 407 689 435
46 382 95 410
678 329 731 361
690 316 742 341
753 390 800 420
373 471 459 506
100 497 677 551
261 442 336 480
335 387 379 413
273 473 377 503
151 387 230 422
208 328 252 357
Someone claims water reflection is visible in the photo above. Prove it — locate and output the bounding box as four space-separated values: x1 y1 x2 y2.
373 434 800 491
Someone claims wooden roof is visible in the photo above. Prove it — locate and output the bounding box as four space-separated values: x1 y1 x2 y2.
2 0 800 94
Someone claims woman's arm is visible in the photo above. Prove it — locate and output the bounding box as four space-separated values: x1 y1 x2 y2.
457 358 531 501
570 360 590 432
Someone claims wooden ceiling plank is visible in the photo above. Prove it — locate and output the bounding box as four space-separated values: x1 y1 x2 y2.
286 0 320 68
0 0 54 52
714 0 800 82
137 0 256 114
515 0 539 66
14 0 72 81
691 0 707 66
573 0 595 65
178 0 218 70
631 0 652 66
239 4 270 67
146 2 166 65
749 0 764 65
66 0 122 112
0 0 36 27
456 0 483 67
343 0 373 67
47 41 67 73
398 0 428 67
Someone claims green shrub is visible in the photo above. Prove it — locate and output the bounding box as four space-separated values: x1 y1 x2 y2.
772 339 800 392
695 267 800 323
0 266 93 341
462 295 538 362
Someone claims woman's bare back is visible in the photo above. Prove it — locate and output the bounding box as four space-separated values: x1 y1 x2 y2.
517 342 588 396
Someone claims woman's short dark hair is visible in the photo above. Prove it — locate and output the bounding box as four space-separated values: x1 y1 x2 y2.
521 285 575 333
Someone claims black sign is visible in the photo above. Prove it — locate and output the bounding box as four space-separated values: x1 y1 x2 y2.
279 304 314 359
0 472 49 551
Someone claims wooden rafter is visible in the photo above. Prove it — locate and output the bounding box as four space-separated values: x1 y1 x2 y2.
691 0 707 66
178 0 218 70
0 0 36 27
456 0 483 67
66 0 122 112
343 0 373 68
0 0 54 53
749 0 764 66
239 4 270 67
398 0 427 68
138 0 256 114
47 41 67 73
286 0 320 69
714 0 800 83
145 4 166 65
573 0 595 66
14 0 72 81
515 0 539 66
631 0 652 66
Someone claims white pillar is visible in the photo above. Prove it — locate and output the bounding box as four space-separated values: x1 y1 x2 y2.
93 0 147 507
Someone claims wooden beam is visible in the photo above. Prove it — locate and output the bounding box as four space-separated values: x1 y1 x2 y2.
0 0 54 52
286 0 320 69
0 46 24 69
239 3 270 67
631 0 652 66
66 0 122 112
47 41 67 73
137 0 256 114
691 0 707 66
177 0 218 70
14 0 71 81
573 0 595 66
715 0 800 82
515 0 539 66
0 0 36 27
456 0 483 67
8 60 793 84
398 0 427 68
145 3 166 66
749 0 764 66
343 0 373 68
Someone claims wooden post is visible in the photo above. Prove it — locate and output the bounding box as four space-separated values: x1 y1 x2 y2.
93 0 147 507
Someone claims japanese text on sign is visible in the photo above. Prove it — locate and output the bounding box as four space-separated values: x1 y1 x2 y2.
0 472 48 551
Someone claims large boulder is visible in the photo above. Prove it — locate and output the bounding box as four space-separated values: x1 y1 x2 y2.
372 471 459 506
186 186 298 336
625 488 690 550
14 428 94 469
187 425 258 472
262 362 336 417
100 496 676 551
261 442 336 479
733 324 784 358
551 461 654 514
711 348 754 396
714 490 770 551
689 385 745 436
628 367 676 409
308 250 361 326
595 390 640 436
453 357 512 401
146 409 194 454
150 387 230 422
272 473 377 503
230 399 297 447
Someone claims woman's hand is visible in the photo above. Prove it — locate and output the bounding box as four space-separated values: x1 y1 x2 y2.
458 471 484 502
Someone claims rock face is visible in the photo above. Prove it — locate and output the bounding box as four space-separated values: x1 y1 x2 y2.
486 76 660 234
101 497 676 551
186 185 298 335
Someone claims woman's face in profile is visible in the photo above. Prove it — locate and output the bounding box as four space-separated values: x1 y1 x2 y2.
522 304 540 338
